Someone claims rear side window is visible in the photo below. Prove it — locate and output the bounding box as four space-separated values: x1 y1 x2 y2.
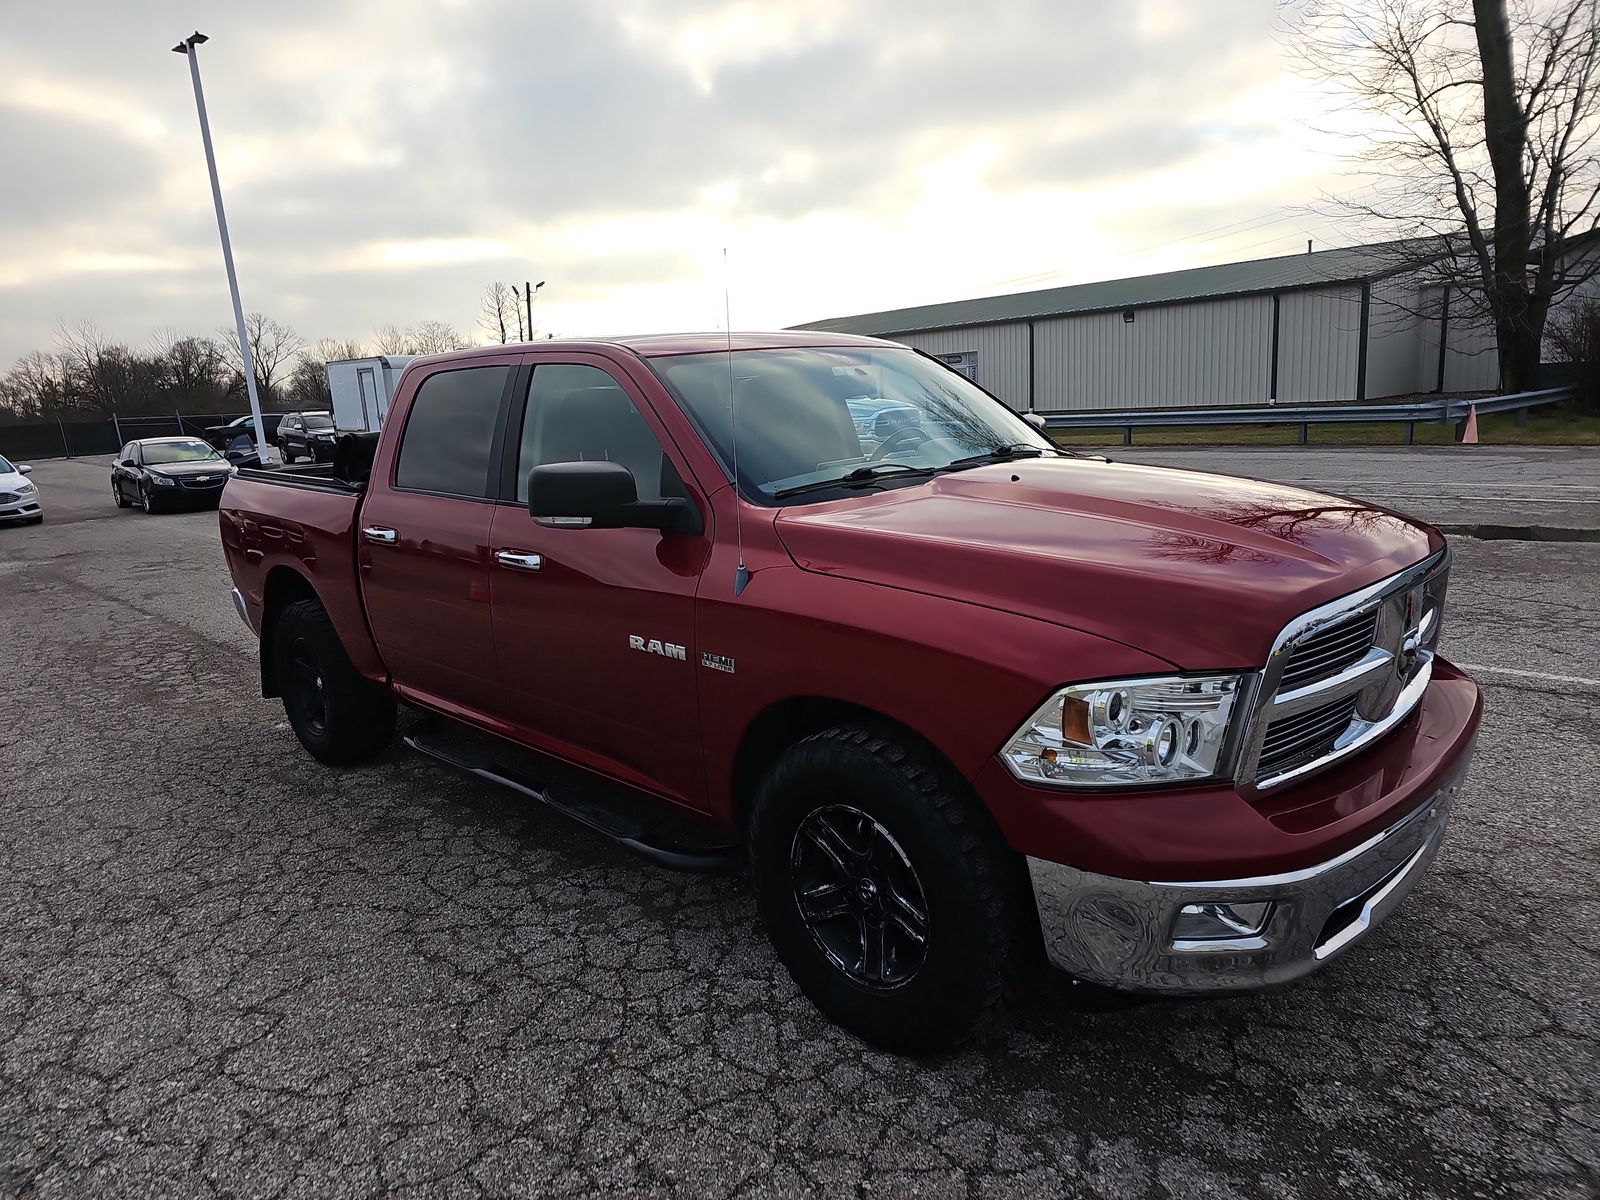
394 366 508 497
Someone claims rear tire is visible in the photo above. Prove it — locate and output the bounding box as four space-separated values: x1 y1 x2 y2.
113 481 131 509
282 446 296 464
272 598 395 765
748 722 1034 1055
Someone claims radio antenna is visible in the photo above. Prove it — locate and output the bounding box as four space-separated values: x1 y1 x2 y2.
724 248 750 596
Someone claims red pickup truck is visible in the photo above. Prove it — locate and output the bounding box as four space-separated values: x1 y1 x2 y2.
219 332 1480 1053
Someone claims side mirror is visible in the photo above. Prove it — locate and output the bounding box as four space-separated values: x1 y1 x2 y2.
529 460 702 535
1023 413 1048 432
17 464 31 475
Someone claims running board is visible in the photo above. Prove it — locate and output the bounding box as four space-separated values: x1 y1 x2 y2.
402 726 740 873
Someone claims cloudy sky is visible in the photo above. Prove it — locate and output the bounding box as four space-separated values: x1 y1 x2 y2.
0 0 1367 366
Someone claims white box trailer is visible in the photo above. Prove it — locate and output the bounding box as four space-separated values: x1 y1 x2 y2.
327 355 413 433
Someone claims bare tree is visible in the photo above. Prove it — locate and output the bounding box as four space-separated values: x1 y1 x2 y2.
2 350 69 418
478 282 523 344
408 320 472 354
56 321 143 414
372 323 413 355
312 336 367 362
373 321 473 355
218 312 305 405
285 357 333 410
151 330 228 410
1289 0 1600 392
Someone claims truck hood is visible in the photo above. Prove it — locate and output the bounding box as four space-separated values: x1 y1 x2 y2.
773 458 1440 670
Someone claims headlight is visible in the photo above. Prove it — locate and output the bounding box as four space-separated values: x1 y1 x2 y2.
149 474 176 486
16 481 35 494
1001 674 1245 787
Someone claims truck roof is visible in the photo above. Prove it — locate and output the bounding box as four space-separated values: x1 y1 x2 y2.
401 330 895 368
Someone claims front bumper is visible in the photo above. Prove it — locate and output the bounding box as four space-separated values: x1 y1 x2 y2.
1027 749 1471 993
0 495 42 521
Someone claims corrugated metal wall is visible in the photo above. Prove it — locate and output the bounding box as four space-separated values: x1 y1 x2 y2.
1442 313 1499 390
1364 279 1421 398
1276 286 1362 402
1411 286 1499 390
886 272 1549 411
894 325 1031 408
1029 295 1272 411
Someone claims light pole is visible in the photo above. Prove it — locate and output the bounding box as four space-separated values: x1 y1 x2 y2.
525 280 544 340
172 31 273 466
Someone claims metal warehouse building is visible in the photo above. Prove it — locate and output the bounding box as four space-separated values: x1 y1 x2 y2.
795 239 1503 412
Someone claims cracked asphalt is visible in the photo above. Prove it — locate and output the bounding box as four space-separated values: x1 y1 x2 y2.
1 451 1596 1199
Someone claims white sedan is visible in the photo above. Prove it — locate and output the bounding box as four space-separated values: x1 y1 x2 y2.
0 453 42 525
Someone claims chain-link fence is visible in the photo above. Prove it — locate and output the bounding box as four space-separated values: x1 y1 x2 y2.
0 411 284 460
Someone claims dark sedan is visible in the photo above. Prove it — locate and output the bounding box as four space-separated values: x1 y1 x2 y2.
278 411 338 463
112 438 236 514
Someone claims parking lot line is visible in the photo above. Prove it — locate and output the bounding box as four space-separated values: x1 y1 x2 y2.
1454 663 1600 689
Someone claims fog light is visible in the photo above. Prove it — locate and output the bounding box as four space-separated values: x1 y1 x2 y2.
1172 901 1273 941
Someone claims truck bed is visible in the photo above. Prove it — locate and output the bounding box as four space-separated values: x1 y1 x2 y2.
219 468 388 683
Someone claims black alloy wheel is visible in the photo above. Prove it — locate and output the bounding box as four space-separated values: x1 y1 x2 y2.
283 635 329 740
790 804 930 989
748 723 1035 1054
271 598 396 764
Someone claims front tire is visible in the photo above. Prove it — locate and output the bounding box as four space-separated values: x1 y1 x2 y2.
748 723 1034 1054
272 598 395 765
140 485 156 514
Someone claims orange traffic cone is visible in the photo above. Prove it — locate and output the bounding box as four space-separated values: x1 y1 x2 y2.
1462 403 1479 444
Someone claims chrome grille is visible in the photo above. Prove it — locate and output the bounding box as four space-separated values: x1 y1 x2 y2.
1237 550 1450 793
1279 609 1379 691
1257 695 1359 777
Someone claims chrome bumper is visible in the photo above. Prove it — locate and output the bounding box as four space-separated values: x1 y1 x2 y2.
231 587 256 635
1026 754 1471 994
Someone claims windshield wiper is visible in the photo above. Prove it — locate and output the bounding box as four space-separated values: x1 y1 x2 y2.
772 462 936 500
942 443 1054 471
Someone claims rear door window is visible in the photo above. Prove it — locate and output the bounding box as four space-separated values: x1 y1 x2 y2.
394 366 509 498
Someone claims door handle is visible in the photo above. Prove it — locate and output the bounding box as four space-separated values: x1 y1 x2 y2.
362 526 398 545
495 550 543 572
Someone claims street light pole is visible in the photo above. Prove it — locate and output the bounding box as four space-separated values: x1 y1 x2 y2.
525 279 544 340
172 31 273 466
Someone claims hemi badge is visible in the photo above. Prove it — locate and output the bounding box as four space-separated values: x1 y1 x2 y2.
701 652 736 674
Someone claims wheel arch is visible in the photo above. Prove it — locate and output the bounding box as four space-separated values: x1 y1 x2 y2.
258 565 321 697
729 696 959 836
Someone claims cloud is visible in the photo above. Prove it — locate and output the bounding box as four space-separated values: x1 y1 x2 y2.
0 0 1351 368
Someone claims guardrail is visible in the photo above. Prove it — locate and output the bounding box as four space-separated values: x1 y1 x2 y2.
1039 386 1575 445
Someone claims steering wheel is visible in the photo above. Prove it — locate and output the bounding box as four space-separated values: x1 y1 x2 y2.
871 425 933 462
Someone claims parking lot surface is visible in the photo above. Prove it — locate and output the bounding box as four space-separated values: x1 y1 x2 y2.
1 452 1596 1199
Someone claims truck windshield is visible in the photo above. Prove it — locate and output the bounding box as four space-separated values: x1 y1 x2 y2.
650 346 1055 503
